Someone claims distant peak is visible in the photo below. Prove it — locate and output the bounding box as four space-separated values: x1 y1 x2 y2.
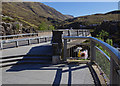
64 15 74 19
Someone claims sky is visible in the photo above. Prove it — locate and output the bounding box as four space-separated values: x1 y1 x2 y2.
22 0 118 17
24 0 119 2
42 2 118 17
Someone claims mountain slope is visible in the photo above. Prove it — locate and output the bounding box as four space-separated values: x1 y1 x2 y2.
58 10 119 29
2 2 71 28
57 10 120 47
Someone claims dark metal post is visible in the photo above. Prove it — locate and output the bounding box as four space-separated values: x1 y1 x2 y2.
64 39 67 61
110 58 120 85
82 29 84 36
68 30 70 41
16 41 19 47
1 41 3 49
45 37 47 42
37 38 40 43
77 30 79 36
90 40 96 62
28 39 31 45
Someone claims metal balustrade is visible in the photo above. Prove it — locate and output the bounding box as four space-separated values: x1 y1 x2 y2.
1 30 119 85
0 33 38 39
60 29 90 37
0 29 90 50
0 36 52 49
63 36 120 85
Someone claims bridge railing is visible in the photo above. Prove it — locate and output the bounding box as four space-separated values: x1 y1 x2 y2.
59 29 90 37
0 36 52 49
63 36 120 85
0 33 38 39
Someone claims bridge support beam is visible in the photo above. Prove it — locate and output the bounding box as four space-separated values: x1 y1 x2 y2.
52 30 63 64
52 43 61 64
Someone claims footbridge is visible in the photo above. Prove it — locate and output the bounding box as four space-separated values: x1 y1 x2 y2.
0 29 120 86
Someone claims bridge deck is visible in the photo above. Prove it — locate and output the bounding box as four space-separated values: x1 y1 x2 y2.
1 38 100 85
2 63 94 85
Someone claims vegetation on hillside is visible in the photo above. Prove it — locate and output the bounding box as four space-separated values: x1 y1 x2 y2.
96 30 113 56
2 2 72 31
96 30 112 78
38 22 55 30
1 2 120 48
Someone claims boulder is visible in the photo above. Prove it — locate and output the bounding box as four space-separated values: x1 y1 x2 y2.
0 21 38 35
0 25 5 36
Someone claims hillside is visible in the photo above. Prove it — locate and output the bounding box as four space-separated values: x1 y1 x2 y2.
65 15 74 19
57 10 120 47
2 2 71 28
58 10 119 29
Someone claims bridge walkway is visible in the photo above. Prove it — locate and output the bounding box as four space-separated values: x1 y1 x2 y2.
2 63 94 85
1 41 96 85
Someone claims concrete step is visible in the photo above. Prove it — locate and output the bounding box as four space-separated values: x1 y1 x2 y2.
1 55 53 68
1 56 52 63
0 60 52 68
15 60 52 63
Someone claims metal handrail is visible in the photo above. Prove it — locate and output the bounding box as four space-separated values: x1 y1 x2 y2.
63 36 120 84
0 36 52 49
0 33 38 39
90 37 120 66
63 36 120 66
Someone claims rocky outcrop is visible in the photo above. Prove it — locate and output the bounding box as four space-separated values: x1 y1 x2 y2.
0 22 38 36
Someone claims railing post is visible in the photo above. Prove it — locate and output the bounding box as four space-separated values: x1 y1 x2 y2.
87 31 89 36
110 58 120 85
68 30 70 41
68 30 70 36
37 33 38 36
82 29 84 36
90 40 96 62
45 37 47 42
0 41 3 49
28 39 31 45
85 30 86 36
37 38 40 43
64 39 67 61
77 30 79 36
15 41 19 47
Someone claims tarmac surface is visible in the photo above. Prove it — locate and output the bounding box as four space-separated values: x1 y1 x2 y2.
2 63 94 85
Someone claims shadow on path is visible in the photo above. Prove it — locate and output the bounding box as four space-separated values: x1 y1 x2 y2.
5 44 91 85
52 64 88 86
6 44 53 72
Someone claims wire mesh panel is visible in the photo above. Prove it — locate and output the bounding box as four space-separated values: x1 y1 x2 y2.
96 47 110 79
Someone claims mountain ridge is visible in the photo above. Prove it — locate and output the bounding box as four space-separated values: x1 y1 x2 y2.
57 10 119 29
2 2 71 28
